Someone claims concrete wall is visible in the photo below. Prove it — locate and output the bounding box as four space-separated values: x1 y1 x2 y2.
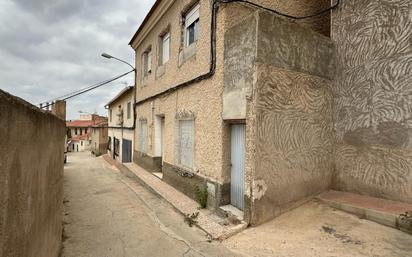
0 90 65 257
223 12 335 225
331 0 412 203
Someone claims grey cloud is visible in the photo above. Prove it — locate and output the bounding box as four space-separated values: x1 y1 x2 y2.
1 0 154 119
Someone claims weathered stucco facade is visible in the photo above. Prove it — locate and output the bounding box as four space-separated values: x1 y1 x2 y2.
130 0 411 226
130 0 330 213
0 90 65 257
224 11 335 224
331 0 412 203
107 87 135 163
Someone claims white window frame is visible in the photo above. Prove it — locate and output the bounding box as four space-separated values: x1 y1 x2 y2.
184 3 200 47
177 119 194 169
161 32 170 65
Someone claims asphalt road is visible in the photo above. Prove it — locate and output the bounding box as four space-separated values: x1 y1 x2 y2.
62 152 241 257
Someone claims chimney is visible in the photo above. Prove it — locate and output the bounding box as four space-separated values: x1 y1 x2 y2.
51 100 66 120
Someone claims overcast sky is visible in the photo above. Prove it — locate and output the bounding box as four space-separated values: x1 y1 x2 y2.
0 0 155 119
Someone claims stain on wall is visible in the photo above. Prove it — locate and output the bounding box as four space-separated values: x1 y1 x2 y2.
251 64 334 225
223 13 257 120
0 90 65 257
332 0 412 202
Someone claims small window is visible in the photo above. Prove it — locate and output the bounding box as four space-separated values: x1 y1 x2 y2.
160 32 170 65
127 102 131 119
109 109 112 122
75 128 78 135
139 120 148 153
142 48 152 79
108 137 111 150
80 128 83 135
85 128 88 134
184 3 200 47
178 120 194 168
81 141 83 146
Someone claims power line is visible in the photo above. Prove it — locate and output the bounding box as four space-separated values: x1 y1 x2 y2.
39 69 134 109
217 0 340 20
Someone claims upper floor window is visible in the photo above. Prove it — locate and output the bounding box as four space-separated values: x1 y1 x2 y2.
127 102 131 119
109 109 112 122
184 3 200 47
160 32 170 65
75 128 78 135
142 48 152 78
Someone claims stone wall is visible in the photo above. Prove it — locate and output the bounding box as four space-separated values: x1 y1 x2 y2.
0 90 65 257
331 0 412 203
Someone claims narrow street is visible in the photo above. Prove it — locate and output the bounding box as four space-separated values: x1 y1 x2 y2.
62 152 241 257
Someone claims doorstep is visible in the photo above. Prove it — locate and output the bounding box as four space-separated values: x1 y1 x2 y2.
120 162 247 240
317 190 412 234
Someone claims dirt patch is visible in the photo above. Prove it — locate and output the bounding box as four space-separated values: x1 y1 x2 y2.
321 225 363 245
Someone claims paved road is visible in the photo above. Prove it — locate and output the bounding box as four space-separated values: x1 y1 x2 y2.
62 152 241 257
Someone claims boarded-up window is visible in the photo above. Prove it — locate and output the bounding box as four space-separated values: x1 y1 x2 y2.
178 120 194 168
139 120 148 153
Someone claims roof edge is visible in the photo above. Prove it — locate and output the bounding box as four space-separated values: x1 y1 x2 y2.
129 0 163 46
106 86 134 107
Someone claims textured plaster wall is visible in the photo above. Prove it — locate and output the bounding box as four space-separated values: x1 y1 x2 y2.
251 64 334 225
0 90 65 257
332 0 412 203
131 0 332 206
225 12 335 225
133 0 331 103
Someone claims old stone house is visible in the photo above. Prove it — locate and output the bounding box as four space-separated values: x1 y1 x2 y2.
129 0 412 226
106 86 135 163
90 120 108 156
67 114 107 152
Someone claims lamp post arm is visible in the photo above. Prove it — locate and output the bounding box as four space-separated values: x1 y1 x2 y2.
112 57 135 70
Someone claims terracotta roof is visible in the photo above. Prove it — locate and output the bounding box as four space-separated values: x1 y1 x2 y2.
66 120 95 128
129 0 163 46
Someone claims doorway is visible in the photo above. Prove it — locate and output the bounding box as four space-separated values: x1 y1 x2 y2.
122 139 132 163
230 124 246 210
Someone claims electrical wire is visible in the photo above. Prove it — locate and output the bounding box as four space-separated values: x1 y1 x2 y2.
134 0 340 106
40 69 134 109
217 0 340 20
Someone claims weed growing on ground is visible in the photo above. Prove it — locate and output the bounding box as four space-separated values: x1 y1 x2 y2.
194 185 208 209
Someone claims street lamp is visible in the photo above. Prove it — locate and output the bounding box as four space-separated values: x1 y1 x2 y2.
101 53 135 70
101 52 137 129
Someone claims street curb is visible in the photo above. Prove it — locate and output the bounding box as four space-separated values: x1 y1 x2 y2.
117 162 247 240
